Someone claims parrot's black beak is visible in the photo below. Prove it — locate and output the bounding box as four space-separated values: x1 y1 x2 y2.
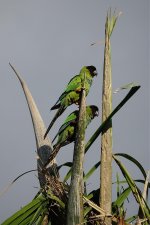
94 70 98 76
95 110 99 117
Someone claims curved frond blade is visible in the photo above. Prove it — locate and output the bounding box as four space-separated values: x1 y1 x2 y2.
114 153 147 179
84 161 100 182
1 194 47 225
85 85 141 152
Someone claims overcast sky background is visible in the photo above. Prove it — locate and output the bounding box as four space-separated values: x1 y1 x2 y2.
0 0 149 222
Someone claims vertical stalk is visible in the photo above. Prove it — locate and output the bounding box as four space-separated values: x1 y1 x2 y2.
67 74 86 225
100 11 120 225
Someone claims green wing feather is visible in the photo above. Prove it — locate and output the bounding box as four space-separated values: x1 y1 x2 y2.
51 75 81 110
53 105 99 147
52 110 78 143
61 75 82 96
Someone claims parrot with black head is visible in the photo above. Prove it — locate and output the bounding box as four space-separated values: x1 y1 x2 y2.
44 65 97 139
45 105 99 164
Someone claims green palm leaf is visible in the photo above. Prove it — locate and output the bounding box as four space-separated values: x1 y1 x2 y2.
113 155 150 223
112 187 131 209
83 161 100 182
57 162 73 171
29 201 48 225
85 85 140 152
1 194 47 225
114 153 147 179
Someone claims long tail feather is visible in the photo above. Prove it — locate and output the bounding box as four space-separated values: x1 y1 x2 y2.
44 144 61 168
51 102 60 110
52 132 58 143
44 106 65 139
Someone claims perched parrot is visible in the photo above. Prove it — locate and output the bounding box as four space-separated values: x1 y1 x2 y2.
44 65 97 139
45 105 99 164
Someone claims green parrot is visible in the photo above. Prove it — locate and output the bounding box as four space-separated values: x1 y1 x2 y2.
44 65 97 139
45 105 99 164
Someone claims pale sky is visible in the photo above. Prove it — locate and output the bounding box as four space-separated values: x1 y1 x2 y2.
0 0 149 222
